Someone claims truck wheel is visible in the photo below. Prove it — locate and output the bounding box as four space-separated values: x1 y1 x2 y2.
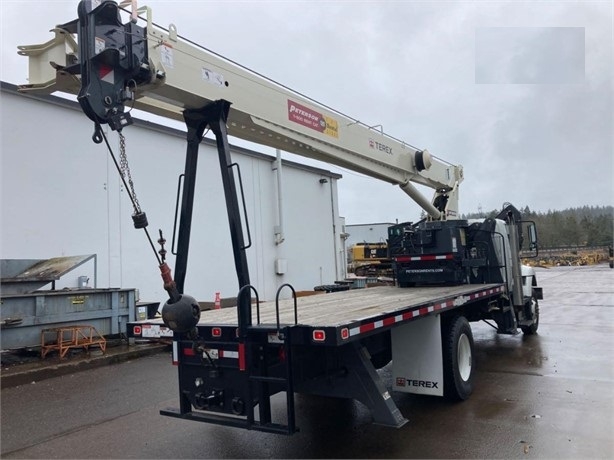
520 299 539 335
442 315 475 401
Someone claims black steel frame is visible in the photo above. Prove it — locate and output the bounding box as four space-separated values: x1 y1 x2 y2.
165 99 297 434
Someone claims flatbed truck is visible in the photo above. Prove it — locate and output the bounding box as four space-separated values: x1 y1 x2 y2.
18 0 542 434
126 281 527 432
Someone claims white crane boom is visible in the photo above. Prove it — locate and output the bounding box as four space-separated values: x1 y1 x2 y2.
17 1 463 219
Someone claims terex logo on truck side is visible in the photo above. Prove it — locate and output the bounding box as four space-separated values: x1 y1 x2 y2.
396 377 439 389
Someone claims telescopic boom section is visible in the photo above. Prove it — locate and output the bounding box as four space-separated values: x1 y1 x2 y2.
17 0 463 220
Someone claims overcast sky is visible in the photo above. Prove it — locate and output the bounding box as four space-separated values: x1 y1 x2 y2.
1 0 612 224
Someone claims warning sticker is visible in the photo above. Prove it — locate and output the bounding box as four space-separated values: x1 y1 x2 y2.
287 100 338 138
95 37 105 55
202 68 225 86
142 324 173 338
204 348 219 360
99 64 114 84
71 296 86 305
160 44 174 69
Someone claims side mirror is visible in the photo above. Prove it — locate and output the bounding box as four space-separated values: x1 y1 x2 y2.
521 221 539 257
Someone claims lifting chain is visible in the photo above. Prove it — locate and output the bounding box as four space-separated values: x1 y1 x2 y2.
94 122 161 265
118 132 148 229
118 132 141 214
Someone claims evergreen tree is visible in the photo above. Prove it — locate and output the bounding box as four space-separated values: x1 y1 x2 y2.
460 205 612 249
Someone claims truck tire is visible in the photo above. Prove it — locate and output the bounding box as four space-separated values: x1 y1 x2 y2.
520 299 539 335
442 315 475 401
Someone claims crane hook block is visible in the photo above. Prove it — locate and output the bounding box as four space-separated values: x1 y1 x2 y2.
162 294 201 334
76 0 151 131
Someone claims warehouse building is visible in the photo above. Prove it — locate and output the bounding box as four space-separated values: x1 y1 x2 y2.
0 82 346 304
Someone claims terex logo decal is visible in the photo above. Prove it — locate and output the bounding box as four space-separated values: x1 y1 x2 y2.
369 138 393 155
396 378 439 389
288 100 338 138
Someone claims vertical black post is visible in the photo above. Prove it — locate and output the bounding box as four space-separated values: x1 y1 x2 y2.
173 110 208 294
204 101 254 428
173 109 207 416
207 102 251 292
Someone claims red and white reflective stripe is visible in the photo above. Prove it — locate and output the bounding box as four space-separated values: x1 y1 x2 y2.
201 348 239 360
172 341 178 365
219 350 239 359
348 286 504 338
394 254 453 263
179 345 241 361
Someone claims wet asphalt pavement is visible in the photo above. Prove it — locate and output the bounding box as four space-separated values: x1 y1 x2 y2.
1 265 612 458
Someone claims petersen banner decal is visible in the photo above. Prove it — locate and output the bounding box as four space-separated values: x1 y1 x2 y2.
287 100 339 138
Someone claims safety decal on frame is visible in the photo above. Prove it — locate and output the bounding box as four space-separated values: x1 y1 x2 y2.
95 37 105 55
202 68 225 86
160 44 174 69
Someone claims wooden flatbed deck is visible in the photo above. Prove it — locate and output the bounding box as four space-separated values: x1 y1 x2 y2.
199 283 504 327
130 284 505 345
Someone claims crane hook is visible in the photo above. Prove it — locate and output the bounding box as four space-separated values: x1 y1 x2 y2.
92 123 104 144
